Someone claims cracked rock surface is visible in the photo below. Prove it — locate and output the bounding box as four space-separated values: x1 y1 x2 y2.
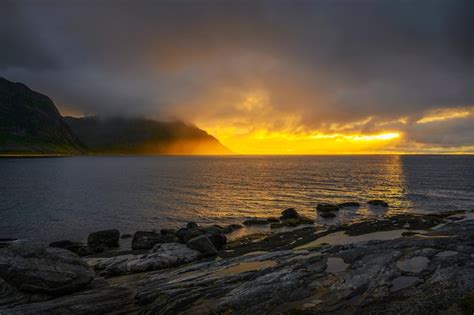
1 211 473 314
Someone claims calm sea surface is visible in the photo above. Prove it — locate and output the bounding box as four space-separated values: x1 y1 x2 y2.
0 155 473 244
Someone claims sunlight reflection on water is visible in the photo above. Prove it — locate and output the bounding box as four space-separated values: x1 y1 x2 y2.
0 155 473 243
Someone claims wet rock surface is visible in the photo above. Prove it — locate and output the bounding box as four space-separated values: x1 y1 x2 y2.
0 245 95 296
1 211 473 314
49 240 94 257
131 231 180 250
87 229 120 251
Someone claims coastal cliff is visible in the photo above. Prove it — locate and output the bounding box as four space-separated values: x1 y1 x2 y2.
0 77 231 155
0 77 84 154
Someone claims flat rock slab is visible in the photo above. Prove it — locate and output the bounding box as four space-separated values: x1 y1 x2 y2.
391 276 419 292
86 243 201 277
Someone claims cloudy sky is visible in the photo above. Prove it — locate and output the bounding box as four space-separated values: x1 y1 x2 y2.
1 0 473 154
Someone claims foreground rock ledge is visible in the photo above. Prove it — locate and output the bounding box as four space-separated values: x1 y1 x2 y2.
1 211 473 314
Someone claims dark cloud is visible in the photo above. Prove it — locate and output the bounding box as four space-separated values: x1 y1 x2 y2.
0 0 473 150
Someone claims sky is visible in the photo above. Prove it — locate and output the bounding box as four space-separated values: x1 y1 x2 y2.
1 0 473 154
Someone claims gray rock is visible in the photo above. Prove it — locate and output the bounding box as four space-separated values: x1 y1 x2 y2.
0 245 94 295
207 233 227 250
86 243 201 277
160 228 177 235
175 228 189 242
87 229 120 250
201 225 225 234
182 229 205 243
186 235 218 256
1 287 134 314
187 222 199 229
49 240 94 257
132 231 180 250
280 208 299 220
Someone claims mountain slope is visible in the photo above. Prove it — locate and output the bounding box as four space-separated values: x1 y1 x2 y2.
0 77 84 154
64 116 232 155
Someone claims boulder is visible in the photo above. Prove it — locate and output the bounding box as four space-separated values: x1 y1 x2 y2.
49 240 94 257
338 202 360 207
201 225 225 234
132 231 180 250
176 228 189 242
316 203 340 212
0 245 94 295
187 222 199 229
280 208 299 220
243 219 269 226
87 229 120 250
368 200 389 207
207 233 227 250
186 235 218 256
160 228 177 235
182 229 205 243
319 212 336 218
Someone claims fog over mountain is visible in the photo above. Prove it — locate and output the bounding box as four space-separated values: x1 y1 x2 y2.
1 0 473 153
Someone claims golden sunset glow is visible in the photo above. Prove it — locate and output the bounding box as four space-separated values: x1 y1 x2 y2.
194 90 405 154
199 124 402 154
417 108 472 124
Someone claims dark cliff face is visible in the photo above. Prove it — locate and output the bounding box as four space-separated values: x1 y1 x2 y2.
0 77 231 155
64 116 232 155
0 77 84 154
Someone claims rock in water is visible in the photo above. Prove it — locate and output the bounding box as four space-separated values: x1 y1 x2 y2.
316 203 340 212
182 229 205 243
187 222 199 229
0 245 94 295
186 235 218 256
280 208 299 220
87 229 120 250
132 231 180 250
207 233 227 250
49 240 94 257
368 200 389 207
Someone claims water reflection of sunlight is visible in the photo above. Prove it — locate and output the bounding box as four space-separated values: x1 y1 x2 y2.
362 155 411 216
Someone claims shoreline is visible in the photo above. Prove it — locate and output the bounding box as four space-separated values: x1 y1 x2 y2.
1 207 473 313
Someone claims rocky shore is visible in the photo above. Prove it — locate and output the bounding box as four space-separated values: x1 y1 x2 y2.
1 205 473 314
